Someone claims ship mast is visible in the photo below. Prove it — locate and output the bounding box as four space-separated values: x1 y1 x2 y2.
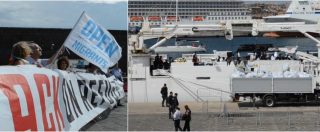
176 0 178 24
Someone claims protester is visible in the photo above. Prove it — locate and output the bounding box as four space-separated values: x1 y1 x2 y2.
173 107 182 131
168 92 174 119
110 63 123 81
57 56 69 70
110 64 124 107
160 83 168 107
183 105 192 131
86 63 99 74
10 41 32 65
27 42 52 67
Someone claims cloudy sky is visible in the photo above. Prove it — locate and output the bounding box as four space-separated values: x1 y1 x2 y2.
0 0 127 30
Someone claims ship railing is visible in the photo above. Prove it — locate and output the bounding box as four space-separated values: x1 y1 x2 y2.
182 54 216 61
196 87 235 114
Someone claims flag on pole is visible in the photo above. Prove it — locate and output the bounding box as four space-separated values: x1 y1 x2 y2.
63 12 122 72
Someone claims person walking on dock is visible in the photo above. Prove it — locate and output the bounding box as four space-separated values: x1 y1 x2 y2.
183 105 192 131
168 92 174 119
160 83 168 107
173 107 182 131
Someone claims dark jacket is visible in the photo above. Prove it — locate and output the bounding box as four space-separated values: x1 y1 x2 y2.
160 86 168 97
173 96 179 106
184 109 191 121
168 95 174 106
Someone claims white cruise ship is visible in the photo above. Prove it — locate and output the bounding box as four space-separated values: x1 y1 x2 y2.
128 0 252 28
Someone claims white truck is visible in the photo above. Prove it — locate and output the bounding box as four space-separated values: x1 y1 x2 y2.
231 77 320 107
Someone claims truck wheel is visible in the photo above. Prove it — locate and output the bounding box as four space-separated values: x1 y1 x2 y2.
264 96 275 107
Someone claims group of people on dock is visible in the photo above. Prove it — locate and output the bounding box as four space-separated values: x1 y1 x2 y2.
161 83 191 131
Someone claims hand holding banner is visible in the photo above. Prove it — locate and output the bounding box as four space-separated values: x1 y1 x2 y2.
64 12 122 72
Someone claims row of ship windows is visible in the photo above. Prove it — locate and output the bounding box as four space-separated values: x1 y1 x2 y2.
129 2 242 5
129 5 243 8
129 17 249 25
129 12 249 16
207 16 249 20
129 9 248 12
210 12 249 16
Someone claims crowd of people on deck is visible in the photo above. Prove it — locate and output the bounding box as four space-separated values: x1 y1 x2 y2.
161 83 192 131
191 50 295 67
153 53 171 70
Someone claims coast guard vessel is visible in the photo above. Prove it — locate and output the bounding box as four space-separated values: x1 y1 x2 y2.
128 0 320 104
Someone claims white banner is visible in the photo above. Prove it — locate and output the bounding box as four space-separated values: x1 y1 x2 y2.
0 65 65 131
0 65 124 131
56 70 124 130
64 12 122 72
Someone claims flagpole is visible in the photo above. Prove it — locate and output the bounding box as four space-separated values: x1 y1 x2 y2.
48 11 86 69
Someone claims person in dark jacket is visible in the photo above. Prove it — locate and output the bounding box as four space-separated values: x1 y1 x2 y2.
168 92 179 119
168 92 174 119
173 93 179 107
154 53 160 69
160 83 168 107
183 105 192 131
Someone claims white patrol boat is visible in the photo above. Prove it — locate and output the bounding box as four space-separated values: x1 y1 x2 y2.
128 0 320 103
